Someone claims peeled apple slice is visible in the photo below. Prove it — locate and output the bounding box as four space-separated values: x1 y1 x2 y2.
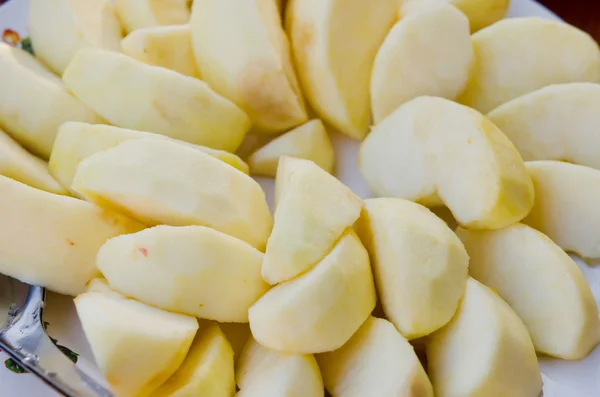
249 230 376 354
359 96 534 230
236 337 323 397
121 24 200 78
49 122 248 193
355 198 469 339
248 120 334 177
63 48 250 152
285 0 398 139
262 156 363 284
74 291 198 397
115 0 190 33
72 138 272 250
457 223 600 360
97 225 269 322
0 175 143 296
317 316 433 397
29 0 122 75
150 324 235 397
371 4 473 122
524 161 600 261
0 129 66 195
487 83 600 170
427 278 542 397
459 18 600 113
0 43 102 159
191 0 307 134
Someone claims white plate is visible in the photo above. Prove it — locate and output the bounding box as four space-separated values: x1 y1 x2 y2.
0 0 598 396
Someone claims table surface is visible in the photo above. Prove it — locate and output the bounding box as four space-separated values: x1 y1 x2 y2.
539 0 600 40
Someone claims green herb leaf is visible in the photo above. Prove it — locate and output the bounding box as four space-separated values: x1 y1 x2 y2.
4 359 27 374
20 37 34 56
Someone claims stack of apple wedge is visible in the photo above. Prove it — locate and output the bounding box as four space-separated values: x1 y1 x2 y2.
1 0 600 395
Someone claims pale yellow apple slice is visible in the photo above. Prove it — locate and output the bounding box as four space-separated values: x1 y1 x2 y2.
0 43 103 159
371 4 473 122
458 18 600 113
29 0 122 75
359 96 534 230
121 24 200 78
248 120 334 177
74 291 198 397
457 223 600 360
488 83 600 169
400 0 510 32
523 160 600 260
317 316 433 397
427 278 542 397
262 156 362 284
236 336 323 397
115 0 190 33
72 138 272 249
150 324 235 397
97 225 269 322
0 128 66 195
190 0 307 134
249 230 376 354
285 0 398 139
62 48 250 152
49 122 249 193
0 175 143 296
355 198 469 339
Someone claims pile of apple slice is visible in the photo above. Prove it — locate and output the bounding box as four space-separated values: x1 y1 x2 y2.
1 0 600 396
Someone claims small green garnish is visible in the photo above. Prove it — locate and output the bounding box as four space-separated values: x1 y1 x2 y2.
20 37 34 56
5 359 27 374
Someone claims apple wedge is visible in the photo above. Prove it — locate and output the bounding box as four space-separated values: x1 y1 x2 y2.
317 316 433 397
371 4 473 122
248 120 334 177
0 43 102 159
427 278 542 397
49 122 249 193
62 48 250 152
355 198 469 339
0 128 66 195
75 291 198 397
262 156 362 284
150 324 235 397
115 0 190 33
459 18 600 113
190 0 307 134
249 230 376 354
457 223 600 360
359 96 534 230
524 161 600 260
0 175 143 296
29 0 122 75
121 24 200 78
97 225 269 322
285 0 398 139
72 138 272 249
488 83 600 170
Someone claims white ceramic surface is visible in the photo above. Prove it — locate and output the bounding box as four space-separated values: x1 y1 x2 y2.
0 0 598 396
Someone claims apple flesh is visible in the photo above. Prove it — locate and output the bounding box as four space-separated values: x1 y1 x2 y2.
115 0 190 33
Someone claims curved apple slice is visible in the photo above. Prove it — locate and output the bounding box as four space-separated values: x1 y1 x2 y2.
524 160 600 260
249 230 376 354
371 4 473 122
427 278 542 397
75 291 198 397
29 0 122 74
458 18 600 113
62 48 250 152
191 0 307 134
115 0 190 33
356 198 469 339
359 96 534 230
285 0 398 139
121 25 200 78
73 138 271 249
488 83 600 170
